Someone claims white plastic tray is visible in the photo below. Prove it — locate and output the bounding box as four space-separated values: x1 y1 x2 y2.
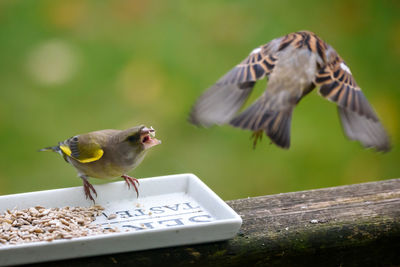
0 173 242 266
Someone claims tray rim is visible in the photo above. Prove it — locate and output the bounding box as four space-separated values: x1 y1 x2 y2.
0 173 242 265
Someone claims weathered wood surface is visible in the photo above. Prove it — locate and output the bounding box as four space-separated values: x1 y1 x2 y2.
36 178 400 267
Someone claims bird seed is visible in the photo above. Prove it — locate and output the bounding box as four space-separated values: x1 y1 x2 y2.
0 205 118 246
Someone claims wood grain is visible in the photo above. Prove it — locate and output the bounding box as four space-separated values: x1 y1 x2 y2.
35 178 400 267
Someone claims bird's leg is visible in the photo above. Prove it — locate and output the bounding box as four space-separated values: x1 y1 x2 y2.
79 174 97 203
251 130 264 149
121 174 139 197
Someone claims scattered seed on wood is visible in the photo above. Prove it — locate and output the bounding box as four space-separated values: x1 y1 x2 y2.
0 205 118 246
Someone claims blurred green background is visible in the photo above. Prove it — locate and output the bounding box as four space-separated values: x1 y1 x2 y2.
0 0 399 200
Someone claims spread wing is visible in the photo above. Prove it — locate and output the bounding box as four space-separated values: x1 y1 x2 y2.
315 46 390 152
189 36 283 127
59 135 104 163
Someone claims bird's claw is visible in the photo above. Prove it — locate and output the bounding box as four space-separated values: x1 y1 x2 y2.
82 179 97 203
122 175 140 198
251 130 264 149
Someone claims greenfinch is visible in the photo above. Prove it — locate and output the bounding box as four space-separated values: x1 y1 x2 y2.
190 31 390 152
40 125 161 202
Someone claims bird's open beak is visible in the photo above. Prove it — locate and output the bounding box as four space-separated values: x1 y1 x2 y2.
140 126 161 149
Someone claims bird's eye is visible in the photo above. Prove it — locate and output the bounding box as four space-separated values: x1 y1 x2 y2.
127 133 140 143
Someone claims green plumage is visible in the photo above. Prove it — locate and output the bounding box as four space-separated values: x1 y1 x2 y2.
40 125 161 201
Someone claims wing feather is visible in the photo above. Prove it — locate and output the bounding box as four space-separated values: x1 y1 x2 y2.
189 37 283 126
315 45 390 151
60 136 104 163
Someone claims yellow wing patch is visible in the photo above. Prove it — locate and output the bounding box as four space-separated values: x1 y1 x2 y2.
59 145 72 157
59 144 104 163
78 148 104 163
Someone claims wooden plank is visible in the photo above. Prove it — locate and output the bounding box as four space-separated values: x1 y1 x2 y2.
34 178 400 266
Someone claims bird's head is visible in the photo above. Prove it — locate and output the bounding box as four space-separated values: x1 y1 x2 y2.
123 125 161 151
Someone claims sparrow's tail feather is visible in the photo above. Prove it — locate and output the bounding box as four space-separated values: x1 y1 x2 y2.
230 98 293 149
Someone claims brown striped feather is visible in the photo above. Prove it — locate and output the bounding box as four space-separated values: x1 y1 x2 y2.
216 39 281 86
314 45 390 151
191 31 390 151
190 35 288 126
315 54 380 121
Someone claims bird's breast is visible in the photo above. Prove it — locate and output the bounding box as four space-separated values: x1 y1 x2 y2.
269 47 318 96
67 149 146 179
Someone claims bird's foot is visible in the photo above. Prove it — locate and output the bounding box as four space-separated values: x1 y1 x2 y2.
81 178 97 203
122 175 139 197
251 130 263 149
